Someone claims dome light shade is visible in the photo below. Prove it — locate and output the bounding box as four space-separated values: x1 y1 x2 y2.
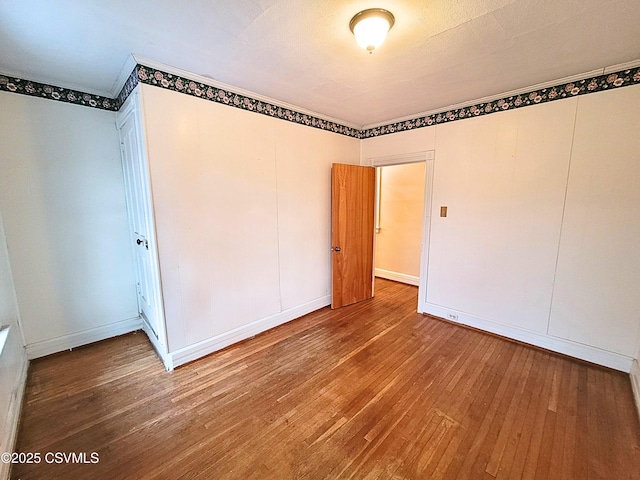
349 9 395 53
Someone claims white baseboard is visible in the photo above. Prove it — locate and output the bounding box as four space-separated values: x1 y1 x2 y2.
630 360 640 421
419 303 633 372
140 318 173 371
375 268 420 286
169 295 331 368
25 316 143 359
0 350 28 480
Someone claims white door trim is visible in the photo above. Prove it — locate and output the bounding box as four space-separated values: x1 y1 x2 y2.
368 150 435 309
417 157 435 313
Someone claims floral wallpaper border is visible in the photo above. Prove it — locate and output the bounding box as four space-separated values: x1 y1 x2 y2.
360 66 640 138
115 67 140 109
133 65 361 138
0 75 117 111
2 64 640 139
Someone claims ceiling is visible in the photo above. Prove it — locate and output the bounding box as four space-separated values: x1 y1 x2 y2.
1 0 639 127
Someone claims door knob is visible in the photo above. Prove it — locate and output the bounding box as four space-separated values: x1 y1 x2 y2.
333 247 341 252
136 239 143 245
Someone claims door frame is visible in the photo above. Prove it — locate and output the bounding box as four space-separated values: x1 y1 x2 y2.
116 87 171 368
368 151 435 312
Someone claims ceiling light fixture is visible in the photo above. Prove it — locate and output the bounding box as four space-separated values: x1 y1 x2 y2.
349 8 395 53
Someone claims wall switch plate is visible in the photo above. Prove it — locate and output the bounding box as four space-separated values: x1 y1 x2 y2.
440 206 447 217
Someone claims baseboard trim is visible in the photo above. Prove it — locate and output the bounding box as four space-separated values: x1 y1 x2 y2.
1 350 28 480
169 295 331 369
419 303 633 372
375 268 420 286
25 316 143 359
141 319 173 371
630 360 640 421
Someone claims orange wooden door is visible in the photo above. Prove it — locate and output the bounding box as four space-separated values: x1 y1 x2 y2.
331 163 376 309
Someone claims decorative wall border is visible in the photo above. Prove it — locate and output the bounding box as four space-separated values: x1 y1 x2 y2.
360 66 640 138
133 65 361 138
115 67 140 109
2 64 640 139
0 74 117 111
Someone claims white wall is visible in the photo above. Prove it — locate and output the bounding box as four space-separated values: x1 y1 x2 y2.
362 127 436 161
275 120 358 310
548 85 640 356
375 163 425 284
0 210 27 480
0 92 139 358
361 84 640 371
139 85 360 359
0 73 636 373
429 99 576 334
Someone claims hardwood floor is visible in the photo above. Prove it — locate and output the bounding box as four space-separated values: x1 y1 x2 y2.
11 279 640 479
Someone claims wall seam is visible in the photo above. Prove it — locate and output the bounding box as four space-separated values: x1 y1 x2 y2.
545 98 581 336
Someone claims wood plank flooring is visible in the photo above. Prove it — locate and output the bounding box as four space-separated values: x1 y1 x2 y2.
11 279 640 479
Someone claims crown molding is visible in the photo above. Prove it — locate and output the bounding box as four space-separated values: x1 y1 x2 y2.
0 71 118 111
360 63 640 138
110 54 138 98
0 66 113 99
362 59 640 130
132 55 363 131
2 56 639 138
362 68 603 130
604 58 640 74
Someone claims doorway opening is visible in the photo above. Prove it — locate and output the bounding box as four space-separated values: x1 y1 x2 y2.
374 162 425 289
371 151 434 311
330 152 433 312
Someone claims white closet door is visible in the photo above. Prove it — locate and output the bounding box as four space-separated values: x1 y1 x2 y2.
117 93 165 348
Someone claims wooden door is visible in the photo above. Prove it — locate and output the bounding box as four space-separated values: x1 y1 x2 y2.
331 163 376 309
